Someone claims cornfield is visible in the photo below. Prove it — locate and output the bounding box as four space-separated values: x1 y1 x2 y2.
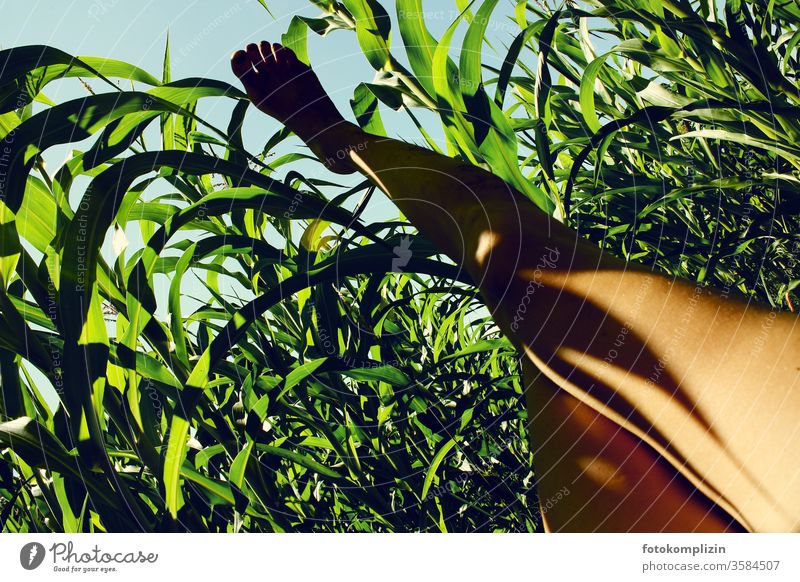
1 0 798 532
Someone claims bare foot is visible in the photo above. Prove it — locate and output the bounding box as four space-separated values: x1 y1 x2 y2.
231 42 356 173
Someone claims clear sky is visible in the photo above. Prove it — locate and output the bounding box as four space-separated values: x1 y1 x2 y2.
0 0 523 149
1 1 390 161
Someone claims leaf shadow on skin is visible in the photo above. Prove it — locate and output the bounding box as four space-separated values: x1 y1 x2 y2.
498 276 781 522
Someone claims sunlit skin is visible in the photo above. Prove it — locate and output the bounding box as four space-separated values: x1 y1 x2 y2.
231 42 800 532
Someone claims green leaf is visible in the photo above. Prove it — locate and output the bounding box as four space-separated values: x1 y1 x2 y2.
341 365 410 386
396 0 440 97
16 176 58 253
350 83 387 135
579 52 610 134
282 16 311 65
256 444 345 480
181 464 235 506
229 440 255 489
284 357 328 392
342 0 392 71
421 437 458 500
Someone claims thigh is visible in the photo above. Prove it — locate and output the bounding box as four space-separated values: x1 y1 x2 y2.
471 193 800 530
522 362 746 532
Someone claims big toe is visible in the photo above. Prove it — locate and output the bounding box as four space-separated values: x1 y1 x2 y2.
231 50 254 80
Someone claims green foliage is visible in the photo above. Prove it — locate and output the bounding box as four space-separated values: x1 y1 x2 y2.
0 28 533 533
1 0 799 532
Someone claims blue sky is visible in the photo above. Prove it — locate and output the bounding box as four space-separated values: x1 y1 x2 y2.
0 0 523 148
2 1 387 154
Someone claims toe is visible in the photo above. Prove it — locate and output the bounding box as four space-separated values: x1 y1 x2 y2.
246 43 266 71
261 41 277 65
230 50 254 80
271 43 286 64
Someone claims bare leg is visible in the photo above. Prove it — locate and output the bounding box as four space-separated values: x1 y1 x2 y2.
231 43 800 531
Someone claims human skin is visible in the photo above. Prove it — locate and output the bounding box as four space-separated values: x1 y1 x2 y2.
231 42 800 532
